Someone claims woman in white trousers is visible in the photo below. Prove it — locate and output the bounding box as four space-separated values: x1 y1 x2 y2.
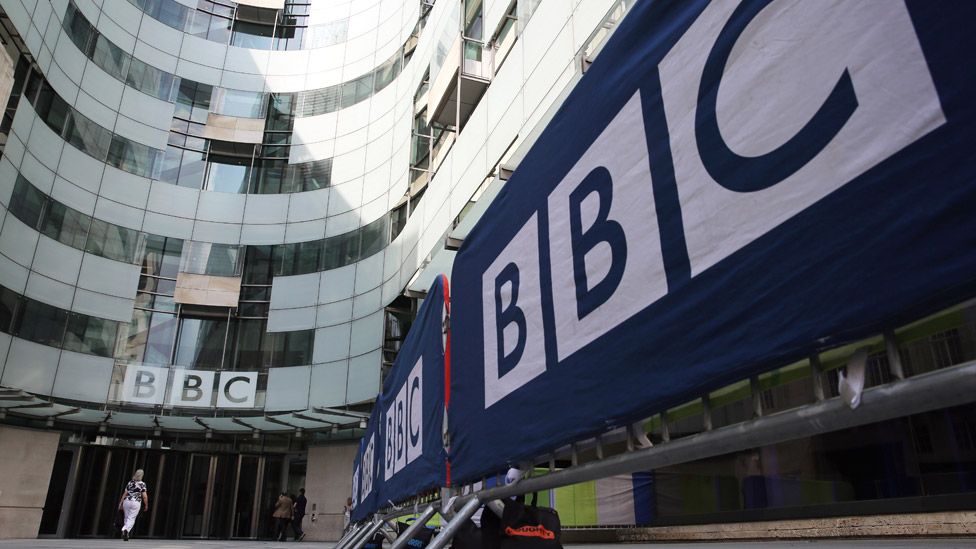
117 469 149 541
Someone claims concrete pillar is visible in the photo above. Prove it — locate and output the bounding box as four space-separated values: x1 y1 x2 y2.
301 441 358 541
0 425 60 539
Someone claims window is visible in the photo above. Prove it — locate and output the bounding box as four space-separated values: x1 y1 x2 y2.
213 88 268 119
390 203 408 241
40 201 91 249
340 74 373 109
233 318 274 369
180 241 243 276
360 216 390 258
63 313 119 357
175 316 230 368
278 329 313 367
242 245 274 285
205 153 253 193
275 2 311 51
321 231 359 271
299 86 339 117
374 55 401 93
141 235 183 278
12 298 67 348
65 111 112 161
187 6 233 43
106 136 162 179
231 20 275 49
127 57 177 101
175 80 213 123
90 34 130 80
86 218 141 264
62 3 93 52
9 176 47 229
0 286 20 333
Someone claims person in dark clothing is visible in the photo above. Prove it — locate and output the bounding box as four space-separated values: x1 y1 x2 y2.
292 488 307 541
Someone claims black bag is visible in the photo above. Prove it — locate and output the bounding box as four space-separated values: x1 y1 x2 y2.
450 518 491 549
395 520 438 549
497 494 561 549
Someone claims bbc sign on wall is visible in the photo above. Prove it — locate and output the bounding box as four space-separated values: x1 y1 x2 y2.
449 0 976 483
118 365 258 409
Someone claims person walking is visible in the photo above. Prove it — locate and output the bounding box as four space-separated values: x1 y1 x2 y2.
292 488 307 541
117 469 149 542
273 491 294 542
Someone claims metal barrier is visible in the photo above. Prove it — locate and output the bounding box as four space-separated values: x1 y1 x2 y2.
346 359 976 547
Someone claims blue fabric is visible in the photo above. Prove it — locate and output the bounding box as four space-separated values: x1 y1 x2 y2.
448 0 976 484
631 472 655 525
351 276 449 521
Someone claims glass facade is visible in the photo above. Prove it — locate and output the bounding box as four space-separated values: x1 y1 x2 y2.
7 172 401 277
0 283 118 357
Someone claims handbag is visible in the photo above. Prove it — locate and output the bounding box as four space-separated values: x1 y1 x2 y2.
496 493 562 549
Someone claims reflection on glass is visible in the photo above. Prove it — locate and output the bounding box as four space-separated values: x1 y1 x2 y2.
13 299 67 348
122 310 178 364
232 20 275 49
63 313 119 357
205 156 252 193
181 242 243 276
213 88 268 118
175 317 229 369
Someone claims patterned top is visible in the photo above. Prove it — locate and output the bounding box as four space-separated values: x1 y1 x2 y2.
124 480 147 501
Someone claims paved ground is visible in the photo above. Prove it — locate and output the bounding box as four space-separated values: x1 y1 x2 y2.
0 540 974 548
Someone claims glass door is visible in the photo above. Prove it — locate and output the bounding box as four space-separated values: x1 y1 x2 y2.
181 454 213 537
232 455 263 538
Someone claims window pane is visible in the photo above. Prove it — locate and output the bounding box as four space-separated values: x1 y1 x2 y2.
63 313 119 357
91 34 130 80
62 3 93 52
205 155 252 194
0 286 19 333
9 176 47 229
106 137 162 179
177 148 207 189
234 319 272 370
13 298 67 347
126 57 177 101
181 241 242 276
175 317 229 368
65 110 112 161
40 201 91 250
122 309 178 364
154 0 189 29
297 157 331 191
141 235 183 278
213 88 268 118
86 218 141 263
360 216 389 258
44 94 71 136
279 329 312 366
231 20 275 49
242 245 274 284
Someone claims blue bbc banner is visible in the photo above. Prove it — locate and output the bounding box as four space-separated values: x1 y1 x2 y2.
350 406 380 523
351 275 450 521
448 0 976 483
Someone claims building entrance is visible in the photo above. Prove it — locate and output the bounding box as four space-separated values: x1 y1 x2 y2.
39 443 301 540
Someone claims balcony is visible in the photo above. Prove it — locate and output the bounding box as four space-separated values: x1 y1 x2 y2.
427 33 493 129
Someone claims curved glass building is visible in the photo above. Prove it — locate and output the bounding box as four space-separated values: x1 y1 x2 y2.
0 0 630 540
